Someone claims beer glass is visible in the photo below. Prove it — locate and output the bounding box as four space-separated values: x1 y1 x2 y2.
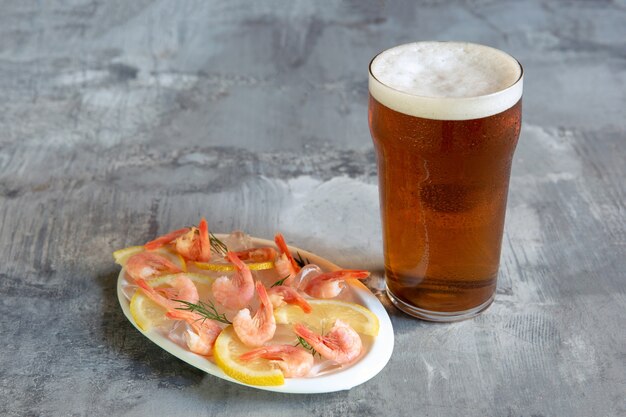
368 42 523 321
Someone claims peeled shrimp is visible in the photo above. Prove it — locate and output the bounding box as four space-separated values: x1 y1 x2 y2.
125 252 183 282
142 218 211 262
303 270 370 299
144 228 190 250
165 309 222 356
231 247 277 263
154 274 199 305
174 217 211 262
239 345 314 378
232 281 276 347
212 252 255 310
230 233 300 286
273 233 301 286
294 319 362 364
268 285 312 313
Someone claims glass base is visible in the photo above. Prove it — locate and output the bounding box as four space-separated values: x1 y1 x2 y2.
385 285 495 322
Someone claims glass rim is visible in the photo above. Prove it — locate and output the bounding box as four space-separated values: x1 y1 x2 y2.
368 41 523 120
368 41 524 101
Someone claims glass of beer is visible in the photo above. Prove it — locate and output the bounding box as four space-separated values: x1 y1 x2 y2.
368 42 523 321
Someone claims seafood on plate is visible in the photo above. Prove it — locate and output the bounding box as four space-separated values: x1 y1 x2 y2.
114 219 380 386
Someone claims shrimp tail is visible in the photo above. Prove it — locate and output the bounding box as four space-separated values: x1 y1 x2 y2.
136 278 153 294
239 347 271 362
295 298 312 314
239 345 292 362
136 278 168 306
274 233 301 273
256 281 270 308
226 251 245 269
271 286 312 313
136 278 171 302
164 309 190 321
294 323 323 345
198 217 211 262
165 309 222 334
240 345 314 378
285 291 312 314
136 278 186 311
323 270 370 281
346 270 370 279
144 228 190 250
304 270 370 295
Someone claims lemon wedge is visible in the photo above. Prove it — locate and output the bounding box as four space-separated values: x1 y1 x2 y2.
129 273 215 331
193 261 275 272
214 326 284 386
274 299 380 337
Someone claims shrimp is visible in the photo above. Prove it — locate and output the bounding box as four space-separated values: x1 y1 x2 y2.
144 228 190 250
174 218 211 262
136 276 198 309
212 252 255 310
268 286 312 313
294 320 362 364
154 274 200 305
239 345 313 378
232 281 276 347
125 252 183 282
165 309 222 356
230 233 299 285
303 269 370 299
231 247 277 263
274 233 301 286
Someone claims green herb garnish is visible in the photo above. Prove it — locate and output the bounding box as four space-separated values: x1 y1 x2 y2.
294 251 310 268
270 275 290 288
174 299 232 324
295 335 320 357
209 232 228 256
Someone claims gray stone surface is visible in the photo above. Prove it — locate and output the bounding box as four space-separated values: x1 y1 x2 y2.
1 1 624 416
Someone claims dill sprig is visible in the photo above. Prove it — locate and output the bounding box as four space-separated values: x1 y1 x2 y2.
294 251 310 269
209 232 228 256
270 275 290 288
295 335 320 357
174 299 232 324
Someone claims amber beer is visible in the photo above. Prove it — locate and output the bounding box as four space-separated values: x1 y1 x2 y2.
368 42 523 321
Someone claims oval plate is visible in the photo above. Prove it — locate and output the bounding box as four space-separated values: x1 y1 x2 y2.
117 235 394 393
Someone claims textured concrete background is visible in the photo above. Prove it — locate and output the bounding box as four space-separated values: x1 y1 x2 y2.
1 1 625 416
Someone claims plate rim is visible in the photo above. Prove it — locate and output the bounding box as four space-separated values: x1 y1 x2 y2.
117 234 394 394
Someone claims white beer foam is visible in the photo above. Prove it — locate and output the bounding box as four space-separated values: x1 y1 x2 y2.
369 42 523 120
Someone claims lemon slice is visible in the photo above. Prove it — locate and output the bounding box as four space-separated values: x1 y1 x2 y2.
129 273 215 331
113 246 144 266
274 299 380 337
214 326 284 386
193 261 275 272
129 291 168 332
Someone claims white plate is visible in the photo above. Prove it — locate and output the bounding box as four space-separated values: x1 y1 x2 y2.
117 235 394 394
